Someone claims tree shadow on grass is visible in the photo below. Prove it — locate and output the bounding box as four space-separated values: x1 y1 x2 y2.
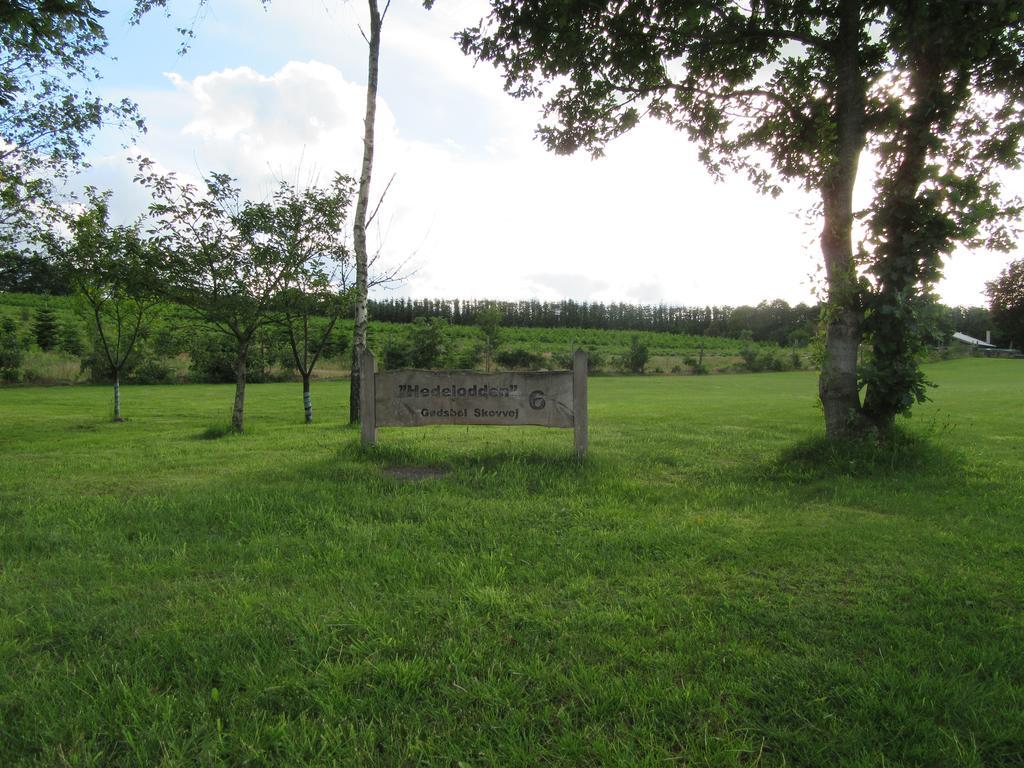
194 423 235 440
768 427 967 483
266 436 600 501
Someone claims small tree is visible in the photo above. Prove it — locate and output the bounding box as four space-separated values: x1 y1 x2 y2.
475 304 503 371
623 335 649 374
407 317 450 369
58 321 85 357
279 288 351 423
31 306 59 351
264 175 356 424
137 163 311 433
987 259 1024 350
0 317 22 382
381 318 449 370
56 192 160 421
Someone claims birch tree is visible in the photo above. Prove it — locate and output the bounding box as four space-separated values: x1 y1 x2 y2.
348 0 387 424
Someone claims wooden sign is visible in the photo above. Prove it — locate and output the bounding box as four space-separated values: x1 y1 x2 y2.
360 349 588 457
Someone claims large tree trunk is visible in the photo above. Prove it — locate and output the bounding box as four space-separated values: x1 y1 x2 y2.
231 345 247 433
112 369 122 422
303 373 313 424
818 0 868 440
819 180 864 438
349 0 382 424
861 49 946 431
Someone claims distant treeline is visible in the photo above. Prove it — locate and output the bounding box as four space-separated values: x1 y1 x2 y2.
368 297 996 346
368 297 817 343
1 258 998 346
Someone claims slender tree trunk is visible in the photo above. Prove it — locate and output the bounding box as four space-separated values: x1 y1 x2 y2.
818 0 868 440
112 369 122 422
303 373 313 424
232 344 247 433
349 0 382 424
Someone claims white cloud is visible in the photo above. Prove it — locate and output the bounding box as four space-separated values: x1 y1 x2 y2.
81 58 827 307
84 46 1015 310
84 1 1019 309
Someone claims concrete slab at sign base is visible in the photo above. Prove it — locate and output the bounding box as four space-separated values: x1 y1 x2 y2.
383 466 449 482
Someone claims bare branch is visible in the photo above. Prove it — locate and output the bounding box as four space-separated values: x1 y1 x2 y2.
365 173 396 229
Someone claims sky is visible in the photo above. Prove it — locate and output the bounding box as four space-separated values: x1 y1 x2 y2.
77 0 1021 308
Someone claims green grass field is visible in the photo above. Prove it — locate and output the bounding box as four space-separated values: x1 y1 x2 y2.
1 359 1022 766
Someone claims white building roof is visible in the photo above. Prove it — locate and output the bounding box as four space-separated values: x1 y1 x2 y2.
952 331 995 347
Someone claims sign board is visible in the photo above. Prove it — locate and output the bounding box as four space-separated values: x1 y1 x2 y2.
360 349 588 457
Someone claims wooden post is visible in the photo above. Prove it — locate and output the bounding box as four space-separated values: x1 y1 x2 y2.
573 349 588 459
360 349 377 447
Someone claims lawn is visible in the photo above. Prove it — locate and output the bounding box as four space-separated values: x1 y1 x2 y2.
1 359 1022 766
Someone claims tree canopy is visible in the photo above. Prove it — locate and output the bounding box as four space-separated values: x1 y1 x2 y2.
55 188 161 419
987 258 1024 349
136 161 356 431
0 1 144 251
459 0 1024 436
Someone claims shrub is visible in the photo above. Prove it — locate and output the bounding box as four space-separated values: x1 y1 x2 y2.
475 305 503 367
382 318 450 370
81 342 174 385
495 347 544 370
739 346 760 371
32 306 59 351
740 345 788 372
315 324 350 361
584 347 606 371
382 333 412 370
622 335 649 374
80 349 108 383
450 342 484 370
151 325 191 358
680 354 710 375
408 317 449 368
132 358 175 384
58 323 85 357
188 335 272 383
552 348 603 370
0 318 22 382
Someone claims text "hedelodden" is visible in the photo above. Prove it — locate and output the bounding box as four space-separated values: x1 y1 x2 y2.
397 384 519 399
